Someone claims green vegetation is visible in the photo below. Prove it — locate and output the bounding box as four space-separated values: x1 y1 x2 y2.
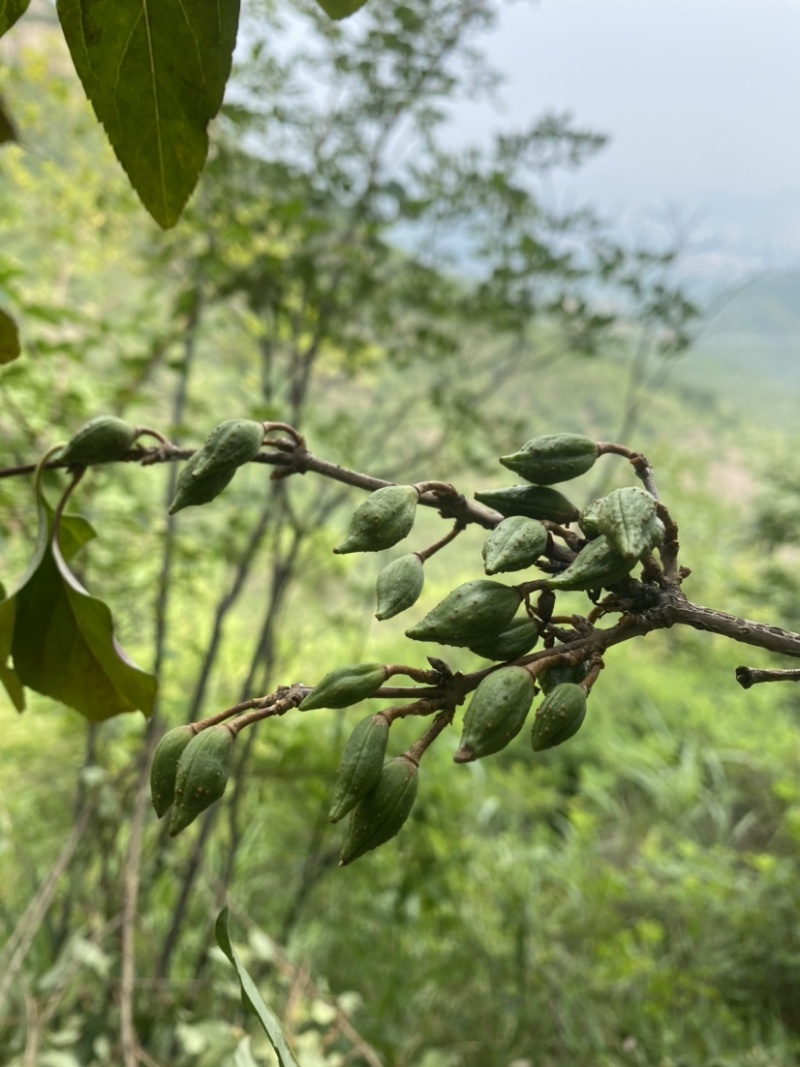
2 2 800 1066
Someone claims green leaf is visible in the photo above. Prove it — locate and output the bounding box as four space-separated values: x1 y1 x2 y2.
0 0 30 38
215 909 300 1067
0 93 18 144
0 662 25 711
0 308 20 364
0 578 23 710
0 468 156 721
56 0 240 228
314 0 369 20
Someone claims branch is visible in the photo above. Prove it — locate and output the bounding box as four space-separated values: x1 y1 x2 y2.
736 666 800 689
668 596 800 660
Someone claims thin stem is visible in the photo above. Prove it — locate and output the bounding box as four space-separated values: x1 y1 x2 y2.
413 480 457 496
133 426 171 448
380 703 436 724
415 521 466 563
405 708 454 764
261 421 306 448
227 685 305 734
384 664 440 685
735 666 800 689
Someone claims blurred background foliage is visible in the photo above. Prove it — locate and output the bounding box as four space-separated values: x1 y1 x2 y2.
2 2 800 1065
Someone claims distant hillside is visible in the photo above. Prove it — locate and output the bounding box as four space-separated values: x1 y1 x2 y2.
694 269 800 389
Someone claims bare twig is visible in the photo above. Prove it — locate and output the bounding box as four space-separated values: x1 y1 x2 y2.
735 666 800 689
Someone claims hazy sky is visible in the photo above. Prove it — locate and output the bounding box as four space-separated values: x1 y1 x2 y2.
445 0 800 280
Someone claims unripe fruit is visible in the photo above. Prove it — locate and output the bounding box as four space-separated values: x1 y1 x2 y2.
375 554 424 621
454 666 535 763
537 657 590 695
299 662 388 711
468 617 540 661
150 724 194 818
59 416 137 465
169 725 235 836
544 535 635 592
531 682 587 751
168 450 237 514
579 497 603 540
499 433 598 485
474 485 579 524
339 755 418 866
405 580 522 647
169 420 265 514
482 516 548 575
328 713 390 823
190 419 265 479
334 485 419 554
594 486 664 561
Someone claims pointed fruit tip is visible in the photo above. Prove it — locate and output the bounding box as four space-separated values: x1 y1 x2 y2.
453 746 475 764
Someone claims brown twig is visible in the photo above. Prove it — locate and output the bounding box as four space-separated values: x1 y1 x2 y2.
414 520 466 563
405 708 455 763
735 666 800 689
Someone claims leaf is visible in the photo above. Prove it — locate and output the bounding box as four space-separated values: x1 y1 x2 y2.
56 0 240 228
0 662 25 711
0 469 156 721
0 308 20 364
0 0 30 38
0 93 18 144
215 909 300 1067
314 0 369 19
0 578 23 710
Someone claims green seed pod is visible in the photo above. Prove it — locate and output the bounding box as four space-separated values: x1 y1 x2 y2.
595 486 663 561
169 725 235 836
339 755 418 866
299 662 388 711
334 485 420 554
537 657 590 695
405 580 522 647
191 419 265 479
468 617 540 661
482 516 548 575
531 682 587 751
545 535 635 592
58 416 137 465
168 450 237 514
474 485 580 524
376 554 425 621
328 713 390 823
150 724 195 818
579 497 603 540
454 666 536 763
500 433 599 485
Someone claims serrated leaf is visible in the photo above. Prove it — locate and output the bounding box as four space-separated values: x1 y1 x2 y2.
0 0 30 38
0 468 156 720
314 0 368 20
56 0 240 228
215 909 300 1067
0 308 20 364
